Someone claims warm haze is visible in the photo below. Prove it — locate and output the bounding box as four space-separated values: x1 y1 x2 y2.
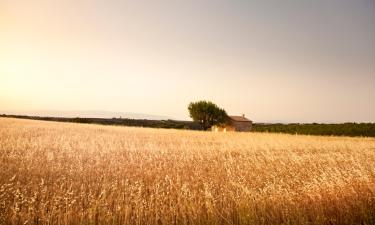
1 2 375 224
1 0 375 122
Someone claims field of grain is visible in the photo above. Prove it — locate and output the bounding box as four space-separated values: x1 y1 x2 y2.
0 118 374 225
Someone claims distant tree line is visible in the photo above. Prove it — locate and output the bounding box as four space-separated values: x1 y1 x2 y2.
0 114 202 130
2 114 375 137
252 123 375 137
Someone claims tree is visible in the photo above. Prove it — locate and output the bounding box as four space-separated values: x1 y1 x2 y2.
188 100 229 130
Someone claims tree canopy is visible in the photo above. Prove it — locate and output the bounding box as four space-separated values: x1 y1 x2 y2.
188 100 228 130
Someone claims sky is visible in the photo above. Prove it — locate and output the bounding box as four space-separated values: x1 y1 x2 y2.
1 0 374 122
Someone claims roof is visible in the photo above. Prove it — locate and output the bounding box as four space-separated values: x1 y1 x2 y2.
229 115 252 122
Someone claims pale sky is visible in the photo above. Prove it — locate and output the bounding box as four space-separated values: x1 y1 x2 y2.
1 0 374 122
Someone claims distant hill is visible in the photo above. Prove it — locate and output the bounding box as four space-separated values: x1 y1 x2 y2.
0 110 172 120
2 113 374 137
0 114 202 130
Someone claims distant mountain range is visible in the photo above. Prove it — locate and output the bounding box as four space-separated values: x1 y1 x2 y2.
0 110 173 120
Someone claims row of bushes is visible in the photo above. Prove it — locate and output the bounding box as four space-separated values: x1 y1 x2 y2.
252 123 375 137
2 115 374 137
1 115 202 130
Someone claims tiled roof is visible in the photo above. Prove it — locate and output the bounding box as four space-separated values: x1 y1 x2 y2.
229 115 251 122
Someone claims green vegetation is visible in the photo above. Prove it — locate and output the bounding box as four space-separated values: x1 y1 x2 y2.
188 100 228 130
253 123 375 137
0 114 202 130
1 114 374 137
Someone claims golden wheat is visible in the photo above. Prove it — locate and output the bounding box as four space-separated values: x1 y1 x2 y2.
0 118 374 225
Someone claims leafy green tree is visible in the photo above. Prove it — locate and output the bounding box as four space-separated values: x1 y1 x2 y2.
188 100 228 130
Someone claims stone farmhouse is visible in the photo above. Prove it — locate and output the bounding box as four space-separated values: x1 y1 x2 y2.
212 114 252 132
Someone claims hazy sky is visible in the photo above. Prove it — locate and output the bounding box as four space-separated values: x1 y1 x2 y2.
1 0 374 122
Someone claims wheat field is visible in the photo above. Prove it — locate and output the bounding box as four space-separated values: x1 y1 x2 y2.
0 118 374 225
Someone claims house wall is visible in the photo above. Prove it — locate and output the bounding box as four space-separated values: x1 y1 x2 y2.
229 121 252 132
212 121 252 132
211 125 235 132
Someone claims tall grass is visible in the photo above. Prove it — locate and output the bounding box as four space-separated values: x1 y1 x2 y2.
0 118 374 225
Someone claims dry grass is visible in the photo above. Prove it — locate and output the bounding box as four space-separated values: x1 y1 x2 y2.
0 117 374 225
